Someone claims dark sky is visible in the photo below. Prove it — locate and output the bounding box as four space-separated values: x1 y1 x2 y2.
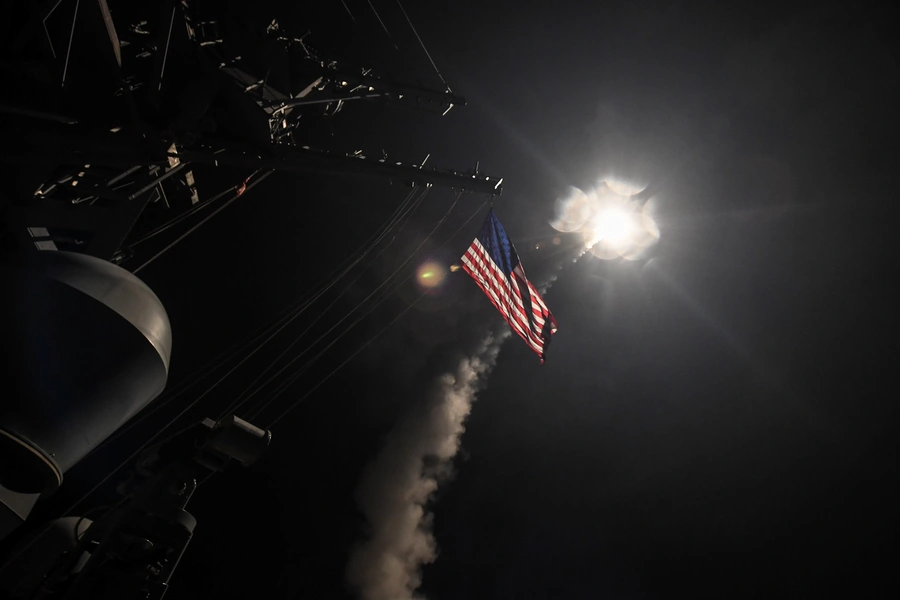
39 1 900 598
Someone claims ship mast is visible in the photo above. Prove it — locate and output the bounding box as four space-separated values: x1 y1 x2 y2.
1 0 501 262
1 3 502 594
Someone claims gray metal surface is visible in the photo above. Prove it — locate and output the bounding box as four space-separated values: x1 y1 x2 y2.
0 252 172 494
38 251 172 370
204 415 272 467
0 484 40 545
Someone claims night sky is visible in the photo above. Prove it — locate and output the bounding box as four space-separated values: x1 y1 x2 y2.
28 1 900 598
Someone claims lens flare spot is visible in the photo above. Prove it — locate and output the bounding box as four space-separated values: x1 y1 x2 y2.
589 243 622 260
639 214 660 246
602 178 647 197
550 186 592 233
416 261 447 290
552 180 660 261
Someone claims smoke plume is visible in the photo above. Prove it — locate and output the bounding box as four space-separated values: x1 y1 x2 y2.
346 332 508 600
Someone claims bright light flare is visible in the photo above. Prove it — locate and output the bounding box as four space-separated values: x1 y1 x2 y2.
552 178 660 260
550 186 592 233
588 208 636 247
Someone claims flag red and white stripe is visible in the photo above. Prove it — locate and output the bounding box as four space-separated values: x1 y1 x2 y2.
461 210 557 362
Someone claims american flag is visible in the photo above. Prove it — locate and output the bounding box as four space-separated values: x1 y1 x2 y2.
461 209 558 362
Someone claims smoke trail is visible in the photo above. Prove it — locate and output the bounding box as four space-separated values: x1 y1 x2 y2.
345 331 509 600
345 254 572 600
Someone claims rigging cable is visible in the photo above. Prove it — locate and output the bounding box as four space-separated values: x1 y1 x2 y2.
61 419 201 517
86 294 310 456
0 496 122 574
395 0 450 91
125 184 421 436
68 187 425 509
241 191 462 419
269 289 426 427
87 257 350 458
258 196 486 419
339 0 356 21
132 170 274 274
262 198 489 428
61 196 483 519
130 186 419 424
367 0 398 50
128 172 259 247
217 186 428 419
245 193 481 422
219 186 430 419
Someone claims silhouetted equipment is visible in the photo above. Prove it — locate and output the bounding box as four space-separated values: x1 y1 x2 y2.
0 0 499 596
0 517 94 598
2 1 501 264
0 415 271 600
